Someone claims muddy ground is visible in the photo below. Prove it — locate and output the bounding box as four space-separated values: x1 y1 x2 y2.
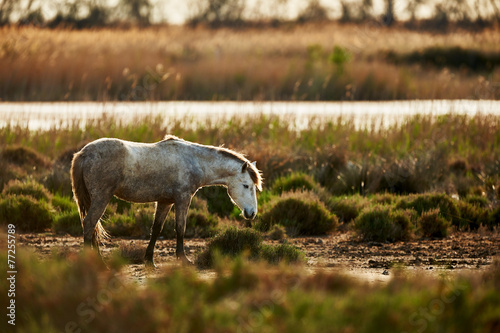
19 230 499 284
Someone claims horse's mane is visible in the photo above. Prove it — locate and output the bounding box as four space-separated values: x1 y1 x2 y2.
163 135 263 190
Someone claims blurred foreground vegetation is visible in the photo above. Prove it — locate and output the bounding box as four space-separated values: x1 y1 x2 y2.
0 246 499 332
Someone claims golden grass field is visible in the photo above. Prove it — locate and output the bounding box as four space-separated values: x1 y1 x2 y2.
2 23 500 101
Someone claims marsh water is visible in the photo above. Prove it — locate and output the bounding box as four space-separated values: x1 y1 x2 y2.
1 100 499 131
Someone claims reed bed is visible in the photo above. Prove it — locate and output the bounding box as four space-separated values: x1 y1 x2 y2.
1 24 499 101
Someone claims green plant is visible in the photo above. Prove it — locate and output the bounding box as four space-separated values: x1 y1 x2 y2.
396 193 461 228
260 243 305 264
354 205 414 242
185 210 219 238
51 194 77 213
327 195 370 223
457 201 489 230
2 179 51 201
0 195 54 232
329 45 351 74
418 209 450 238
53 210 82 236
489 206 500 229
196 227 262 268
268 224 286 240
271 172 318 195
257 191 338 236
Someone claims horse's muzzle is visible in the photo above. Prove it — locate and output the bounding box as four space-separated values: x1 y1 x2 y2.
243 208 256 220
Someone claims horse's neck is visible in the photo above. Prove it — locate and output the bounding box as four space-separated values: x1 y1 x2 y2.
196 147 238 187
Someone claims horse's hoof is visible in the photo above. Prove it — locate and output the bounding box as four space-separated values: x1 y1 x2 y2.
144 258 158 269
177 255 194 266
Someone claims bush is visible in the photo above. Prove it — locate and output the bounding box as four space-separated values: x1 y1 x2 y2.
271 172 317 195
457 201 489 231
268 224 286 240
327 195 370 223
185 210 219 238
197 186 235 217
260 243 305 264
195 227 305 268
115 241 146 264
0 145 50 169
354 205 414 242
2 179 51 201
418 209 450 239
396 193 461 228
51 194 77 213
196 227 262 268
257 192 338 236
53 210 82 236
489 206 500 229
0 195 54 232
463 195 489 208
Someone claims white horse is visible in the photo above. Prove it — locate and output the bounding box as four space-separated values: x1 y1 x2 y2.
71 135 263 266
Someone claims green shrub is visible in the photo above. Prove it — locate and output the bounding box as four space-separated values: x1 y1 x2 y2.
44 163 73 196
457 201 489 230
2 179 51 201
197 186 234 217
53 210 82 236
196 227 262 268
51 194 77 213
418 209 450 239
354 205 414 242
464 195 489 208
115 241 146 264
327 195 370 223
489 206 500 229
269 224 286 240
0 195 54 232
271 172 317 195
196 227 306 268
260 243 305 264
1 145 50 169
396 193 461 227
257 191 338 235
185 210 219 238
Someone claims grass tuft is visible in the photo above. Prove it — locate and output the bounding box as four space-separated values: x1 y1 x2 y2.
0 194 54 232
257 191 338 235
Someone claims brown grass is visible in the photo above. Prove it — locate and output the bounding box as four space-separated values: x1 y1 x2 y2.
1 23 499 101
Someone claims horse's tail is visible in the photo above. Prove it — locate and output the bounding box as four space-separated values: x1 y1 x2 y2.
71 150 109 244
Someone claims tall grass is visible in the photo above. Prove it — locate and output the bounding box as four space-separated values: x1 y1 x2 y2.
1 24 499 101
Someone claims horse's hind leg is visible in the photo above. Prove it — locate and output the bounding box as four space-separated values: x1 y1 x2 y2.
82 196 112 256
174 196 192 265
145 201 172 267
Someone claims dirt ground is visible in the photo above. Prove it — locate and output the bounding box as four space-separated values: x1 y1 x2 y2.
18 230 499 284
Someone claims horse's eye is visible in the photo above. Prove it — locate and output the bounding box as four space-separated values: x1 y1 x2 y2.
243 184 249 189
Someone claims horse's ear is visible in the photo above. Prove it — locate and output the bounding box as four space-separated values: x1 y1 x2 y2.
241 162 249 173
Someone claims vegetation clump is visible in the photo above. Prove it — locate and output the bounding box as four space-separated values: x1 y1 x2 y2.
418 209 450 239
257 191 338 236
2 179 51 201
0 195 54 232
196 227 304 268
354 205 414 242
396 193 461 228
271 172 318 195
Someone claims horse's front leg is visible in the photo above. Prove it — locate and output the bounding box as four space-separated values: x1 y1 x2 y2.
174 196 192 265
145 201 173 267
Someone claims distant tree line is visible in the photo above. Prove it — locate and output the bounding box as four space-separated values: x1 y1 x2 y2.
0 0 499 29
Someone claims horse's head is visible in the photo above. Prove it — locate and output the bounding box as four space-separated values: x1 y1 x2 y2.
227 161 260 220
